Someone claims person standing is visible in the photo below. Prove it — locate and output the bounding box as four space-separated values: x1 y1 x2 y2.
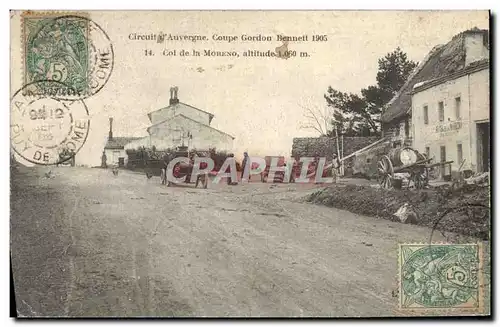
241 152 250 182
312 152 320 184
332 153 341 183
290 156 300 183
227 153 236 185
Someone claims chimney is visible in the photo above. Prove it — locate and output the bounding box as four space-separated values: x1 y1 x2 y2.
109 117 113 139
169 86 179 105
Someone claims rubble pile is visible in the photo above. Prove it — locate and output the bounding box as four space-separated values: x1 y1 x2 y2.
307 183 490 239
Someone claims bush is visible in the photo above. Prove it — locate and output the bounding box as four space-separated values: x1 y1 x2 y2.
125 147 241 172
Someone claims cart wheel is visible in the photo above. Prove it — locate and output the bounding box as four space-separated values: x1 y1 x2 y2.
377 155 394 189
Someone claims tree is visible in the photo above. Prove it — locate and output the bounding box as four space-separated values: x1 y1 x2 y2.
324 47 418 136
299 99 333 136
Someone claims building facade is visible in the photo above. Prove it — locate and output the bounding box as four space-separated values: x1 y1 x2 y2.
125 86 234 152
381 28 489 150
380 28 489 175
411 59 489 173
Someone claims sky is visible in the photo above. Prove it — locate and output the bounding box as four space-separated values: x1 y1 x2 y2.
10 11 489 166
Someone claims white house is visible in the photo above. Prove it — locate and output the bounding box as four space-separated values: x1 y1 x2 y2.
411 58 489 173
381 28 489 175
409 28 489 174
125 86 234 152
381 28 489 155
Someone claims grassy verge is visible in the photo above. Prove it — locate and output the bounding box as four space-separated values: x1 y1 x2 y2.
306 184 490 240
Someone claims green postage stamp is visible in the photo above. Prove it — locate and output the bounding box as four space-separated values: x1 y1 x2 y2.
21 11 113 99
22 12 90 95
399 243 486 314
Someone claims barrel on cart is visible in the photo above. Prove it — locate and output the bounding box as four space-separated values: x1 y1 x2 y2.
377 147 433 189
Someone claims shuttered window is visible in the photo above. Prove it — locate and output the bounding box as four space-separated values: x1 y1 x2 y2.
455 97 461 119
438 102 444 122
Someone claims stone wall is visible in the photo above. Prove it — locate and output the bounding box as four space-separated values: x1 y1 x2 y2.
291 136 380 159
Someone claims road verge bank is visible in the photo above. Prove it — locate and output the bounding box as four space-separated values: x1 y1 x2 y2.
306 184 490 240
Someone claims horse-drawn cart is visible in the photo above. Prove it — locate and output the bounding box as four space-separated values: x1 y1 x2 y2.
260 156 286 183
160 149 210 189
377 147 453 189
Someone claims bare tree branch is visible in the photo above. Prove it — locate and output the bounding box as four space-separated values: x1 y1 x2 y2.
299 102 332 136
300 122 325 135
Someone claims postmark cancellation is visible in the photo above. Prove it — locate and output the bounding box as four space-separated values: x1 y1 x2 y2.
398 243 486 314
11 81 90 166
21 11 113 100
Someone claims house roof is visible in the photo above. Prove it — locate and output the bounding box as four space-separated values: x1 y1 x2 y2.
381 28 489 123
412 58 489 94
147 102 215 123
147 113 235 140
104 137 143 149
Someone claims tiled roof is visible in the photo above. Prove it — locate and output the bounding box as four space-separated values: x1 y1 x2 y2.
104 137 143 149
147 114 235 139
381 28 488 123
412 58 489 94
147 102 214 123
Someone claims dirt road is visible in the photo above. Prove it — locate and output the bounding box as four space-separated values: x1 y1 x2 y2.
11 166 449 317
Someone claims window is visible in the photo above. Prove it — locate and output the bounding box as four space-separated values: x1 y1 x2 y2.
425 146 430 159
423 105 429 125
455 97 461 119
440 146 446 162
404 119 410 137
457 143 463 165
438 101 445 122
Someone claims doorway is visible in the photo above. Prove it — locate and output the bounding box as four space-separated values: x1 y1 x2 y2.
113 151 120 166
476 122 490 172
440 145 446 178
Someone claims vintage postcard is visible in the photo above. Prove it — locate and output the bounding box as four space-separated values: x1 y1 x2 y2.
10 10 491 318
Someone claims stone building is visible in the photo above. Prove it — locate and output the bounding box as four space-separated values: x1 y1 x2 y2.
380 28 489 157
411 58 489 173
125 86 234 152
